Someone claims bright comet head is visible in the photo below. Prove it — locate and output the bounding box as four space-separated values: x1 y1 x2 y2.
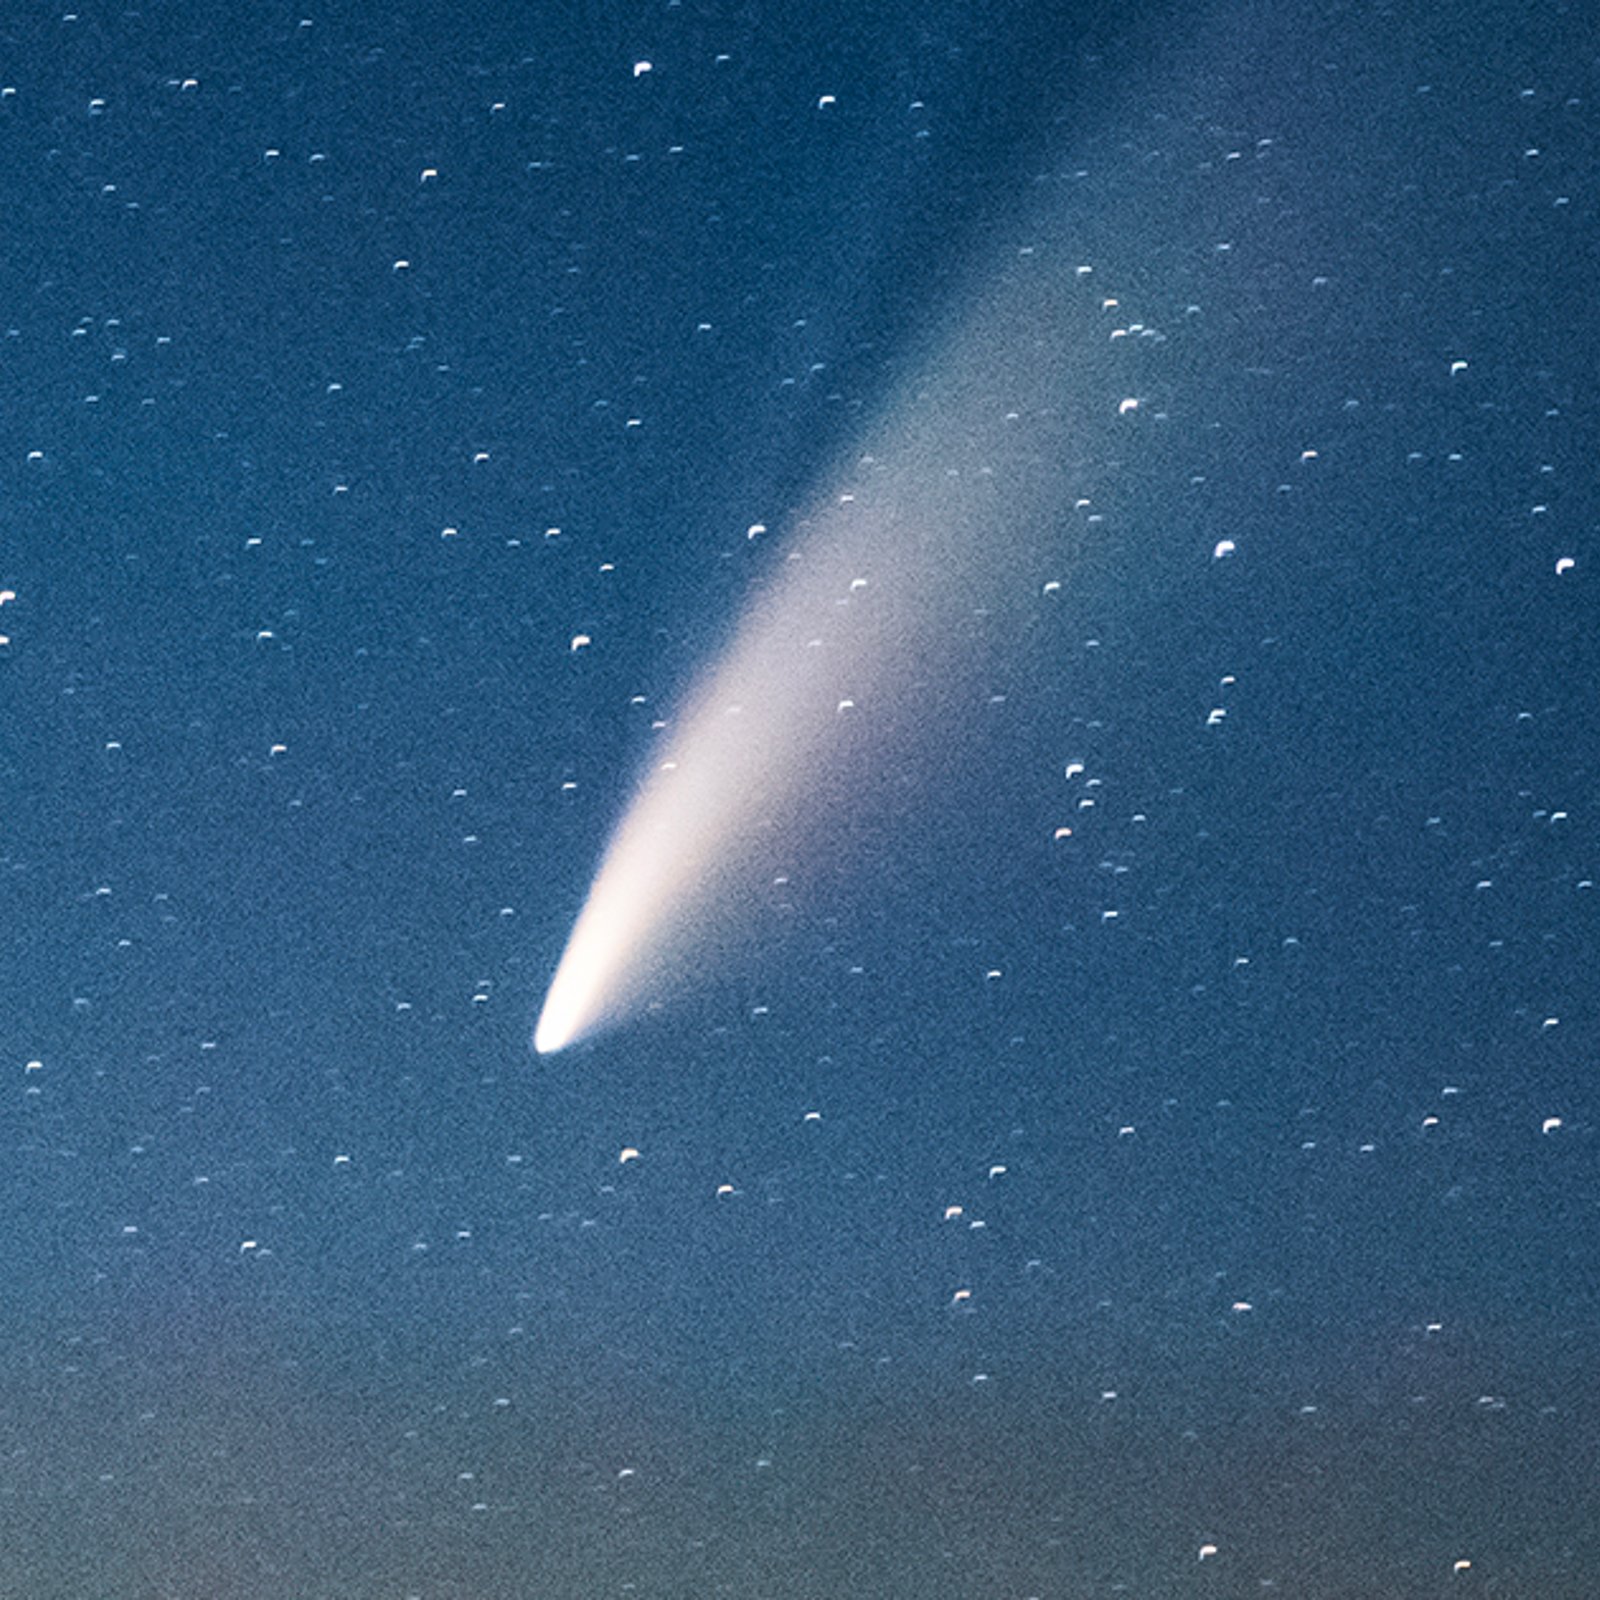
532 955 596 1055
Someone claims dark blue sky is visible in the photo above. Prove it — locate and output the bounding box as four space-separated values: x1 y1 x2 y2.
2 2 1597 1596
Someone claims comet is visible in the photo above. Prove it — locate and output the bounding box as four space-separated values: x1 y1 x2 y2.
535 231 1128 1054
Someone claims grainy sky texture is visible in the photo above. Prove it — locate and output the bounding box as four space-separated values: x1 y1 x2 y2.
2 2 1597 1596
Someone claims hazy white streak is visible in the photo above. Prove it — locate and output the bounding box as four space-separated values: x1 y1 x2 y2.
537 231 1109 1052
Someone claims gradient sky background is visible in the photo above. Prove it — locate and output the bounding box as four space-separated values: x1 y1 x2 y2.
2 1 1597 1596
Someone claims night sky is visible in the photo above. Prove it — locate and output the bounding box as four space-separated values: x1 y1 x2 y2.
3 1 1598 1596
